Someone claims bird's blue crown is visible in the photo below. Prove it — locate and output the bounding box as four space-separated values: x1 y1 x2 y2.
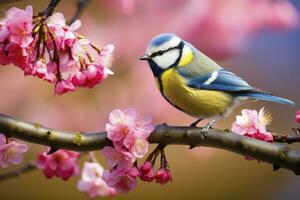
149 33 177 47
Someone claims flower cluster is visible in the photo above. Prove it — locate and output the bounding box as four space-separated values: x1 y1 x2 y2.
0 6 113 95
106 109 154 158
77 108 155 197
36 148 80 180
0 133 28 168
102 108 154 193
232 108 273 143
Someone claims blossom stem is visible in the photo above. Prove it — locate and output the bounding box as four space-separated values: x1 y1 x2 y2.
0 161 36 182
44 24 62 80
146 145 160 164
160 148 168 168
0 114 300 174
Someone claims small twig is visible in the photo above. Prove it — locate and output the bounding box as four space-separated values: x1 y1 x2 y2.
273 134 300 144
0 161 37 182
67 0 91 25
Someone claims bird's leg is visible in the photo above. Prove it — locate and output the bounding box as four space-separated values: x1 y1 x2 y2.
201 116 222 136
190 118 203 127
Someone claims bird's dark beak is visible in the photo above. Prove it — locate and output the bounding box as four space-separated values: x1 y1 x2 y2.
139 54 151 61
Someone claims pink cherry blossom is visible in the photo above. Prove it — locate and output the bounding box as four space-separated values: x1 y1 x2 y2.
55 80 76 95
44 14 113 94
105 108 154 161
4 6 33 48
155 168 172 185
0 134 28 168
36 148 80 180
296 111 300 124
82 64 107 88
103 166 140 193
101 108 155 193
6 43 30 69
231 108 274 162
232 109 260 135
106 108 154 143
0 6 114 95
106 109 136 142
59 52 80 80
0 24 9 42
231 108 271 135
77 162 116 198
231 108 274 158
31 59 57 82
135 115 155 138
46 13 80 49
71 39 90 61
100 109 157 193
123 134 149 158
102 146 136 169
139 161 155 182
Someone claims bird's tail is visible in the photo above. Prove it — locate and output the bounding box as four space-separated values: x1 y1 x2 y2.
240 92 295 106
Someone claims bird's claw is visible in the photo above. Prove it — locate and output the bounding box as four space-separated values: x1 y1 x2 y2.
200 125 211 138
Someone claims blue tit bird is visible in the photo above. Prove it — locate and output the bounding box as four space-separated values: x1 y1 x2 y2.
140 33 295 134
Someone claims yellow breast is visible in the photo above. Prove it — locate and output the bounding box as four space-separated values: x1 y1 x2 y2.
159 68 234 118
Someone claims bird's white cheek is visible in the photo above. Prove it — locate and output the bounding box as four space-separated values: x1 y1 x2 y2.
153 49 180 69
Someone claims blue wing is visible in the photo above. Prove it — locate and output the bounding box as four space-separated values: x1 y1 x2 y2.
184 69 257 93
181 69 294 105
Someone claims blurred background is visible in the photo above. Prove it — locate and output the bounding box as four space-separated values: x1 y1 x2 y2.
0 0 300 199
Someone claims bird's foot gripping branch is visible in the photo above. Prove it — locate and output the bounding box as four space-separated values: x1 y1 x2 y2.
1 108 300 197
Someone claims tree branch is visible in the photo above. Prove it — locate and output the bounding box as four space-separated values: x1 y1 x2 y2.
0 161 36 182
67 0 91 25
38 0 61 17
0 113 300 174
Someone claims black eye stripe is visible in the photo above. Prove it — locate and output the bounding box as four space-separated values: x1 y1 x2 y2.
150 43 182 58
151 50 164 57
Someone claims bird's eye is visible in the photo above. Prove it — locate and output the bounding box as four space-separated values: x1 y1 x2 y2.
157 51 164 56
